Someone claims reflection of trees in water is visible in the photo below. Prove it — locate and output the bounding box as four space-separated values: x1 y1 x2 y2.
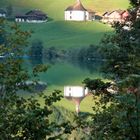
29 57 59 69
29 56 43 67
28 57 102 74
28 44 103 73
68 60 103 74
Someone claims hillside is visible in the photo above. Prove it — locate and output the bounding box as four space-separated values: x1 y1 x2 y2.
0 0 130 49
20 21 112 49
1 0 130 20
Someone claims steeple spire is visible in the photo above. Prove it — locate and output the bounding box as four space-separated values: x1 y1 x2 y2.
77 0 81 3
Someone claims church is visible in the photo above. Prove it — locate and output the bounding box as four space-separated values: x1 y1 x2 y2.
65 0 95 21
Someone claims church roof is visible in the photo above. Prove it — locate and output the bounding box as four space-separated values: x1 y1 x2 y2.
65 0 87 11
87 9 95 13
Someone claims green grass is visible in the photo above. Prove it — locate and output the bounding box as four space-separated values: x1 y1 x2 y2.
54 95 95 113
20 21 112 49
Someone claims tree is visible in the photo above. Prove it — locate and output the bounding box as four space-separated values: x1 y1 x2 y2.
29 40 43 57
44 47 59 60
29 40 44 67
130 0 140 6
0 19 73 139
77 1 140 139
6 4 13 18
100 20 140 80
97 2 140 139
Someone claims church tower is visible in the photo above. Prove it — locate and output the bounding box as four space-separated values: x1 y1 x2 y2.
65 0 87 21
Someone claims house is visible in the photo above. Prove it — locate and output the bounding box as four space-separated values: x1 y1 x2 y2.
65 0 95 21
15 9 48 23
102 10 130 24
0 9 6 18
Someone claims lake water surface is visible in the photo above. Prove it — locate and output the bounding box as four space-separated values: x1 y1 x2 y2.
25 58 103 92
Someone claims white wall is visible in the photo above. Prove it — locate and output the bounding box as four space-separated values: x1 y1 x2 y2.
0 13 6 17
64 86 88 97
15 18 47 23
15 18 22 22
26 20 47 23
85 11 89 20
65 11 86 21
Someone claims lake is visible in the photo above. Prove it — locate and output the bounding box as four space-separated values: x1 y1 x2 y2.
24 58 103 94
18 57 104 112
22 58 104 112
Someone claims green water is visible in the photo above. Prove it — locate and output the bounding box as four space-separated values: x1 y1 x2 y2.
25 58 103 93
22 58 103 112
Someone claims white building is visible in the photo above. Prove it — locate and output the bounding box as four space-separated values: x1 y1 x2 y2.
15 9 48 23
65 0 95 21
0 9 6 18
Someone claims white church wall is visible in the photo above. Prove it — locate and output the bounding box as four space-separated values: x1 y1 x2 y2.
65 11 86 21
85 11 89 20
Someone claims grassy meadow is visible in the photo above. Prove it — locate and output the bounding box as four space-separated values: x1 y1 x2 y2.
1 0 130 49
20 21 112 49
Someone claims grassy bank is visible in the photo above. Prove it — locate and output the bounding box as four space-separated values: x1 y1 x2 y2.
19 21 113 49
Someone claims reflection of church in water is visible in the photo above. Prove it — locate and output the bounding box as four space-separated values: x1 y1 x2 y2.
64 86 89 114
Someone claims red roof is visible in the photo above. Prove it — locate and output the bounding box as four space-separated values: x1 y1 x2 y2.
103 10 130 18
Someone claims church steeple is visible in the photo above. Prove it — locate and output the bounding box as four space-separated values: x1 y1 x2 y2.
65 0 87 11
77 0 81 3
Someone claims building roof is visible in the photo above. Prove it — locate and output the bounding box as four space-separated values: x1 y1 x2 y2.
16 15 47 20
102 11 113 16
87 9 95 13
65 0 87 11
103 10 130 17
114 9 125 15
0 9 6 14
15 9 47 20
25 9 47 17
